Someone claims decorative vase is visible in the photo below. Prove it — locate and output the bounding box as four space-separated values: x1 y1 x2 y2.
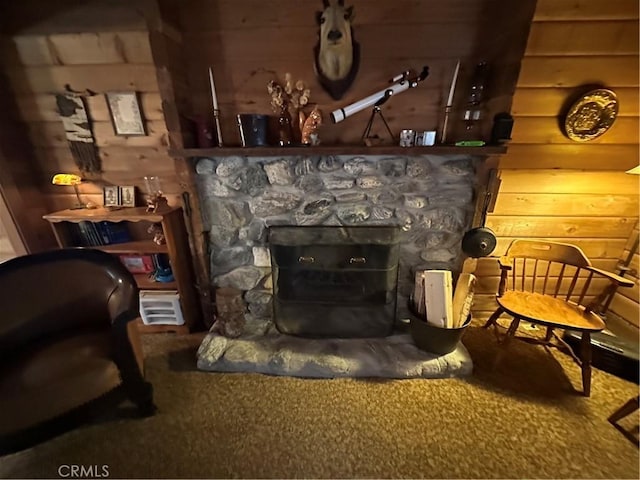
277 108 293 146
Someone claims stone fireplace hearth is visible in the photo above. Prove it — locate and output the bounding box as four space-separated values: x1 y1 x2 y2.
196 153 478 326
194 153 478 378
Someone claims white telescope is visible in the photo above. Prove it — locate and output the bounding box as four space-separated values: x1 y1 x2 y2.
330 66 429 123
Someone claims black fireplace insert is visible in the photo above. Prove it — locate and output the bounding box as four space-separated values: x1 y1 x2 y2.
269 226 400 338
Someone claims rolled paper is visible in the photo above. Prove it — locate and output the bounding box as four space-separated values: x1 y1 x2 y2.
446 60 460 107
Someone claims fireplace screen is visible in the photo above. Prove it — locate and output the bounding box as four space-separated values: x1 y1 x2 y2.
269 226 400 338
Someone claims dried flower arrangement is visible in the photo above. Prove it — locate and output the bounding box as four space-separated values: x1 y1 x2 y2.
267 73 311 117
268 73 322 145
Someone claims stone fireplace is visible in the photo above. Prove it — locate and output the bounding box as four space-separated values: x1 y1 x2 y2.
195 153 479 333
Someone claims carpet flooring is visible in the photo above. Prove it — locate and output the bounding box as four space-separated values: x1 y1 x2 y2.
0 321 638 479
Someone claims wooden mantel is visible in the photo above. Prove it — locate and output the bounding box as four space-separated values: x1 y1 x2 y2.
169 145 507 158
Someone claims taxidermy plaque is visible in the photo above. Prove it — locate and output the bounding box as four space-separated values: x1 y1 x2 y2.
314 0 360 100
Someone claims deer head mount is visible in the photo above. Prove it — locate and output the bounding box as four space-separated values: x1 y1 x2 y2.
314 0 360 100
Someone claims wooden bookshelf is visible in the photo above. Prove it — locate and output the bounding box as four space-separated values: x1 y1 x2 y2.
133 318 190 335
43 206 203 333
98 240 168 254
134 273 177 290
43 206 176 224
169 145 507 158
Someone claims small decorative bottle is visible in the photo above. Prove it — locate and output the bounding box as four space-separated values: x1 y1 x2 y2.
278 107 293 147
463 62 489 133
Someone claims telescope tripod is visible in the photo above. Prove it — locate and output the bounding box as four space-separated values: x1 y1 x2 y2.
361 90 394 144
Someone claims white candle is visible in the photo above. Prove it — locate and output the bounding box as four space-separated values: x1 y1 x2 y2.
208 67 219 111
446 60 460 107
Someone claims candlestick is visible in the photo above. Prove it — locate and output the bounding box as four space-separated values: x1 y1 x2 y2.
208 67 223 147
441 60 460 144
208 67 219 110
441 105 452 144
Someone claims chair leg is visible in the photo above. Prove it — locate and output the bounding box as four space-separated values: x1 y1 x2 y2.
580 331 593 397
483 306 505 329
608 396 640 447
502 317 521 345
493 316 521 369
123 379 157 417
609 396 640 424
544 326 554 343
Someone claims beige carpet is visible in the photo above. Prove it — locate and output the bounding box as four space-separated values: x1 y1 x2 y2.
0 322 638 479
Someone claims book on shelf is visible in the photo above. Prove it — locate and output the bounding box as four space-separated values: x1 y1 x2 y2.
119 253 174 283
71 221 132 247
100 221 133 244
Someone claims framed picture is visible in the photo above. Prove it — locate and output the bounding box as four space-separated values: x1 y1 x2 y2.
103 186 120 207
120 186 136 207
105 92 146 136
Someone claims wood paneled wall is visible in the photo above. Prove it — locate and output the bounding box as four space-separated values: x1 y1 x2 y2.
472 0 640 326
0 216 18 263
0 2 183 214
179 0 536 146
609 223 639 327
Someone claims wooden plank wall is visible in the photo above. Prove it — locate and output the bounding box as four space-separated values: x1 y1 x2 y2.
0 3 184 213
609 223 639 327
472 0 640 326
178 0 536 146
0 220 18 263
0 187 28 262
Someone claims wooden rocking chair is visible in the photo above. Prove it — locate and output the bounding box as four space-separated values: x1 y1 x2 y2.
483 239 634 396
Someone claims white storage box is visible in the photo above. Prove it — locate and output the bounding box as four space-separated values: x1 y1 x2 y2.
140 290 184 325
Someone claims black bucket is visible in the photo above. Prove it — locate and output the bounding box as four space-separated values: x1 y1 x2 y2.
407 299 470 355
237 114 268 147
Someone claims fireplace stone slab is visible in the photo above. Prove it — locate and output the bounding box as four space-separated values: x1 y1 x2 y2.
197 323 473 379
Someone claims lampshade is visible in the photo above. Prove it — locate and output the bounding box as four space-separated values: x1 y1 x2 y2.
625 166 640 175
52 173 82 185
51 173 87 209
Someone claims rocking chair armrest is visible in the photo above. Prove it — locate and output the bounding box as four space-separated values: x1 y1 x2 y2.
586 267 635 287
498 256 513 270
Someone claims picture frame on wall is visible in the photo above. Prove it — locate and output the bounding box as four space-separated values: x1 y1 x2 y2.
105 91 146 136
120 186 136 207
103 185 120 207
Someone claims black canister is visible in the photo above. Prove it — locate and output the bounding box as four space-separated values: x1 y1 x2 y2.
237 114 268 147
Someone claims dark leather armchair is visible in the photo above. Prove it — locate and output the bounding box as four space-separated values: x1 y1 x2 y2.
0 248 155 454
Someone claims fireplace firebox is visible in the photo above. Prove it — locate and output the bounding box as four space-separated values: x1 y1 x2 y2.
269 226 400 338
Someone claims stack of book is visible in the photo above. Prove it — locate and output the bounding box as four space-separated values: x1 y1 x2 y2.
70 221 132 247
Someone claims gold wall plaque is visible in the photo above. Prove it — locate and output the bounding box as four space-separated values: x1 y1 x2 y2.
564 89 618 142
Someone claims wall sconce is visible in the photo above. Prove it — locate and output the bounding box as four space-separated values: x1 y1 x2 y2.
51 173 96 209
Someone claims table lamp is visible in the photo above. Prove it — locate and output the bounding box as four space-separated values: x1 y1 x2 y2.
51 173 94 209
